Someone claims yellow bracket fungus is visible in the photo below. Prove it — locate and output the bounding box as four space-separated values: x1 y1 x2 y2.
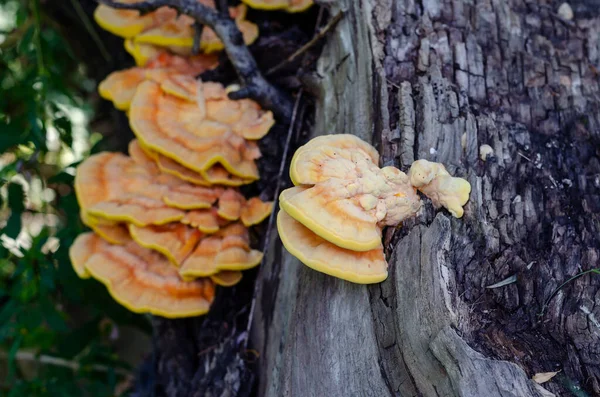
75 152 226 227
134 5 258 54
277 210 387 284
95 1 258 55
128 77 273 180
179 223 263 279
94 2 176 38
98 52 218 111
277 134 471 284
69 232 216 318
407 159 471 218
241 0 313 13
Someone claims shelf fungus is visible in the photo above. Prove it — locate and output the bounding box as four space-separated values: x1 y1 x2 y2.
128 76 273 181
77 149 272 226
134 5 258 54
94 2 176 39
98 52 218 111
95 2 258 55
75 152 227 227
69 232 216 318
277 134 471 284
128 198 272 266
178 223 264 279
136 141 255 187
125 221 264 279
241 0 314 13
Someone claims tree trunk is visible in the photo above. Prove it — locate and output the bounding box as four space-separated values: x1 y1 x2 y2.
250 1 600 396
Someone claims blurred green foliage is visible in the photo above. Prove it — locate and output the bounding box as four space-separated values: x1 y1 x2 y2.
0 0 151 395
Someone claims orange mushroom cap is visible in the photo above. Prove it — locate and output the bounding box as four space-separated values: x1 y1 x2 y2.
241 0 313 13
75 152 223 227
130 192 270 265
98 52 218 111
281 136 425 251
289 134 380 185
277 210 387 284
241 197 273 226
407 160 471 218
94 2 176 39
128 139 161 174
208 270 243 286
133 5 258 54
69 232 215 318
124 39 163 66
179 223 263 278
279 174 421 252
181 208 224 233
139 141 254 187
80 211 130 246
128 78 272 179
129 223 204 265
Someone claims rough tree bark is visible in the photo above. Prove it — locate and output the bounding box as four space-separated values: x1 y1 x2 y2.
251 0 600 396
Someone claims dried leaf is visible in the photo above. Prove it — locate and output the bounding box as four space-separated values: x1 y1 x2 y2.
532 370 560 384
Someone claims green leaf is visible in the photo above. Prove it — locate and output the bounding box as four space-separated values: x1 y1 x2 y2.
40 299 68 333
3 211 22 239
16 25 35 55
47 171 74 184
7 334 23 381
0 300 18 330
0 121 30 153
7 182 25 212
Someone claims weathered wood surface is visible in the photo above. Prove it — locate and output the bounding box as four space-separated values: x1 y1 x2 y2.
251 0 600 396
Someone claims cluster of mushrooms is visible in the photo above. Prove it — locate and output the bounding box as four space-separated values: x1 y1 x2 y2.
69 0 469 318
276 134 471 284
69 0 314 318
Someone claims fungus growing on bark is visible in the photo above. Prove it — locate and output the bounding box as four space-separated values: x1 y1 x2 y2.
208 270 243 286
75 152 224 227
277 210 388 283
407 159 471 218
241 197 273 226
139 142 254 187
80 211 130 246
95 1 258 54
124 39 162 66
128 77 273 180
69 232 215 317
179 223 263 279
98 52 218 111
129 223 204 265
128 195 271 266
94 2 176 38
241 0 313 13
134 5 258 54
277 134 471 284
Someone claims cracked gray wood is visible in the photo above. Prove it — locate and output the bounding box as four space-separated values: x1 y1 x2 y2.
251 0 600 396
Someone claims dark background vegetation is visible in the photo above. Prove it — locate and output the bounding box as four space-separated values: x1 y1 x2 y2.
0 0 319 395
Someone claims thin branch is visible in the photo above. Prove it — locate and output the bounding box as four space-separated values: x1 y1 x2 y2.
96 0 293 121
70 0 112 62
243 90 304 349
191 21 204 55
266 12 344 76
539 268 600 317
215 0 229 17
0 350 132 377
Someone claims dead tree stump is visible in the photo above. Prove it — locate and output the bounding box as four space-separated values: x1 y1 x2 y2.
250 1 600 396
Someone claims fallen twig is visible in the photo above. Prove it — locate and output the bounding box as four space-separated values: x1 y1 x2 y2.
96 0 293 120
0 350 132 376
